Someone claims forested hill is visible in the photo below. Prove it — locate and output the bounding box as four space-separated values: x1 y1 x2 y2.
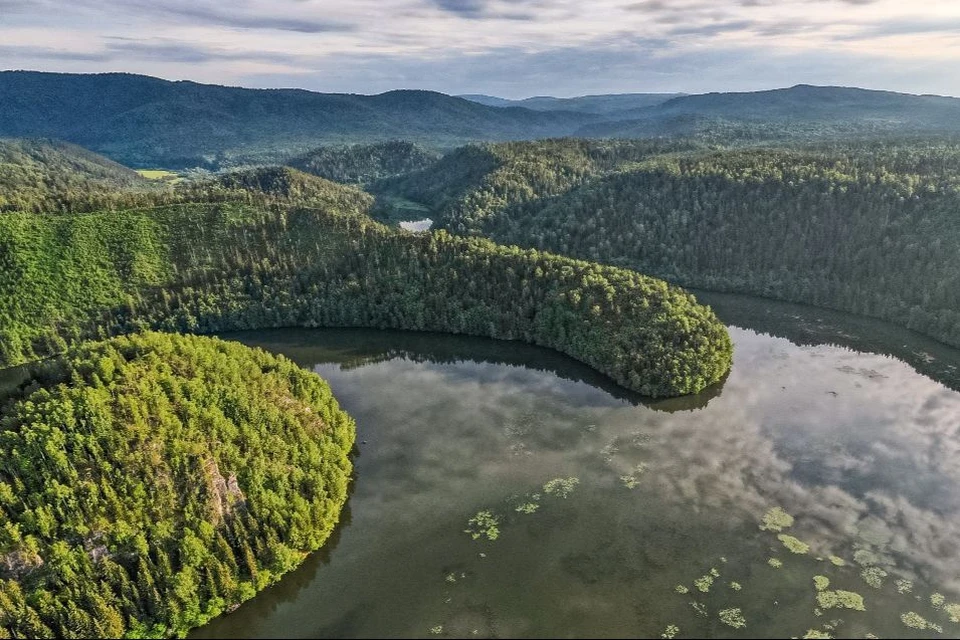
0 138 155 213
398 139 960 348
0 71 594 168
287 141 440 184
459 93 684 115
577 85 960 140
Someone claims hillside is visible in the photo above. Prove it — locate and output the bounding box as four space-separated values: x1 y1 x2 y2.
577 85 960 140
459 93 683 115
287 141 440 184
0 72 595 168
0 138 157 213
0 331 355 638
408 139 960 348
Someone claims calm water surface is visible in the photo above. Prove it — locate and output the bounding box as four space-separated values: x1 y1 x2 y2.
191 293 960 639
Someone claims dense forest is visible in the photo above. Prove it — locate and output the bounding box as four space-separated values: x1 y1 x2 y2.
0 332 355 638
378 138 960 349
287 141 439 185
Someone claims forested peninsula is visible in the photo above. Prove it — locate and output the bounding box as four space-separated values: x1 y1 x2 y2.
0 332 355 638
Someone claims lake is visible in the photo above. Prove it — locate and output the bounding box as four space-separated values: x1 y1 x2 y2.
178 291 960 638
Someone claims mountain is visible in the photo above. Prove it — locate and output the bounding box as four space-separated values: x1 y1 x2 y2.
577 85 960 139
0 138 154 212
459 93 684 115
0 71 596 168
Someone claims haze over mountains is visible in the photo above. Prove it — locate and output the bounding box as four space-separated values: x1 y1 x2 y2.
3 71 960 167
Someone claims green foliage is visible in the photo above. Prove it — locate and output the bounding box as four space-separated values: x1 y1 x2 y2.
779 534 810 555
0 332 355 638
760 507 794 532
718 607 747 629
0 197 732 397
419 139 960 349
543 477 581 498
465 511 500 541
288 141 439 184
816 590 866 612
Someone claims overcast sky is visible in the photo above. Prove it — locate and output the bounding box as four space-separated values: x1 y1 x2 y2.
2 0 959 97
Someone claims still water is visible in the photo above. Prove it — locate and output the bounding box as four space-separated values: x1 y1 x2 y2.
194 293 960 639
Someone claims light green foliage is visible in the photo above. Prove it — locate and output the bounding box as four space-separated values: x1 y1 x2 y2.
465 511 500 541
675 585 690 594
430 625 444 634
445 573 457 583
861 567 887 589
690 602 708 617
543 477 580 499
719 608 747 629
930 593 945 609
779 534 810 554
768 558 783 569
895 579 913 594
729 582 742 591
514 502 540 514
760 507 795 532
694 574 714 593
802 630 832 639
816 590 866 612
828 556 846 567
661 624 679 639
0 332 355 638
814 576 830 592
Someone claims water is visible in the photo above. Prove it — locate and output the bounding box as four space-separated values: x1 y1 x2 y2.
181 293 960 638
399 218 433 232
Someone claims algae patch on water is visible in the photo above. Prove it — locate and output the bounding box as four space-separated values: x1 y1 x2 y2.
760 507 795 532
719 608 747 629
779 534 810 554
465 511 501 541
543 477 580 498
813 576 830 591
816 590 866 612
661 624 679 639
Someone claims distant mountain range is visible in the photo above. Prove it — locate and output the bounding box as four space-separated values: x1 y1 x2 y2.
3 71 960 167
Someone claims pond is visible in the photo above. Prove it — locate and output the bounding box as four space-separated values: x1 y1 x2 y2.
176 291 960 638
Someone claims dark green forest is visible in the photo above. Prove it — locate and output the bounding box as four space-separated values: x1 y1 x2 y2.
378 138 960 349
288 141 439 185
0 332 355 638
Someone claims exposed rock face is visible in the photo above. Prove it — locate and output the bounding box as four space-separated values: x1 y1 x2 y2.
204 458 246 524
0 547 44 580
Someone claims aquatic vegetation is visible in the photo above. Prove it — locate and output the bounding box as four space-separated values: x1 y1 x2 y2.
515 502 540 514
900 611 941 632
802 630 832 639
814 576 830 592
779 534 810 554
930 593 945 609
853 548 883 567
816 590 866 612
719 608 747 629
430 625 444 634
661 624 679 639
768 558 784 569
730 582 742 591
828 556 846 567
619 463 649 489
694 574 715 593
465 511 501 541
675 585 690 594
710 567 720 578
943 603 960 622
543 477 580 499
691 601 708 617
813 608 823 617
445 573 457 583
861 566 887 589
895 578 913 594
760 507 795 532
599 440 620 462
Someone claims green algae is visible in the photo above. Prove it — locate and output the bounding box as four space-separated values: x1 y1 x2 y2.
943 603 960 623
802 630 832 639
779 534 810 554
619 464 649 489
768 558 783 568
930 593 945 609
729 581 742 591
719 608 747 629
760 507 795 532
828 556 846 567
514 502 539 514
895 578 913 594
814 576 830 592
816 590 866 612
901 611 941 632
861 566 887 589
661 624 679 639
465 511 500 541
694 574 715 593
543 477 580 499
675 585 689 594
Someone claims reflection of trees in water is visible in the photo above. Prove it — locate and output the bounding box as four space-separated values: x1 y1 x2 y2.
235 328 728 413
698 291 960 393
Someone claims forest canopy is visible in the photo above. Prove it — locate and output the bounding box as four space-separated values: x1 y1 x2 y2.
0 331 356 638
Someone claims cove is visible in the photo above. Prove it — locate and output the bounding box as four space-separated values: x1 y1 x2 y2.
184 290 960 638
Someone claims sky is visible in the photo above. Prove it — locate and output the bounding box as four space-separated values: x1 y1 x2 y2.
2 0 959 98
